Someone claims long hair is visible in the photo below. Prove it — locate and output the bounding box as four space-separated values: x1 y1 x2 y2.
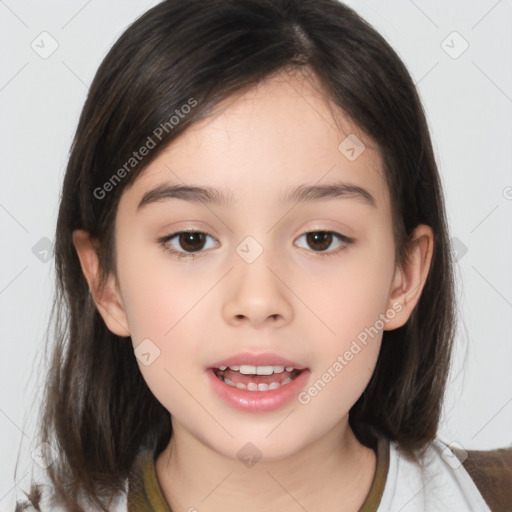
16 0 456 510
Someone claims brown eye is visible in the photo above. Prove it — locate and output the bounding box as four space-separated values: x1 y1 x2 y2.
160 231 217 258
305 232 333 251
177 232 207 252
295 230 352 255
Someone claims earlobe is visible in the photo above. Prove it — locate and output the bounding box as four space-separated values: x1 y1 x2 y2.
72 229 131 337
384 224 434 330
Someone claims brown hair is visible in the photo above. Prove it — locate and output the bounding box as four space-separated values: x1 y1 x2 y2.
16 0 456 510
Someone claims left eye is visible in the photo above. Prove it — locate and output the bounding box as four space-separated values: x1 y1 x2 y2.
294 231 352 255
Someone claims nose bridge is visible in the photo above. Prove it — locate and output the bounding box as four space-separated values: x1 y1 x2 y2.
221 233 293 327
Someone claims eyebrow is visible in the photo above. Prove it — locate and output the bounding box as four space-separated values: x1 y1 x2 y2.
136 180 377 211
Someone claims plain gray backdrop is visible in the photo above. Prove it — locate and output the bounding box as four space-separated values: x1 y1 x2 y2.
1 1 511 510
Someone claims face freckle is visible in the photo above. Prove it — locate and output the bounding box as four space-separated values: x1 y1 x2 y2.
112 70 399 461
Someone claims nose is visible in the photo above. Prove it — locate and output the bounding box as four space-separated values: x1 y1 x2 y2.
221 246 293 329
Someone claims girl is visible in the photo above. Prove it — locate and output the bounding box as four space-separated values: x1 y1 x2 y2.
15 0 512 511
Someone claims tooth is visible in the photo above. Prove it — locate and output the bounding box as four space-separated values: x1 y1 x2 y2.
229 365 240 371
273 366 285 373
281 377 292 385
285 366 294 372
222 376 288 392
239 365 256 374
219 365 227 370
256 366 274 375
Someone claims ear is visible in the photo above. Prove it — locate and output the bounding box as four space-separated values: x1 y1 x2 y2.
72 229 130 337
384 224 434 330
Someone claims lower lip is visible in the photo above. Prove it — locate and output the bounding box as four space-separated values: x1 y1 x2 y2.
206 368 310 413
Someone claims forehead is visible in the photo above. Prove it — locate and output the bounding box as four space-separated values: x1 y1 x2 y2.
123 70 389 215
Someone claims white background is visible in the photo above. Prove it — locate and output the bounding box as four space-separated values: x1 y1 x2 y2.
1 0 511 510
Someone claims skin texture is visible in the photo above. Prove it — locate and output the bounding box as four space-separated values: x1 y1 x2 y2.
73 70 433 512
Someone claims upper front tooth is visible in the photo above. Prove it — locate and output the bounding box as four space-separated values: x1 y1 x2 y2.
256 366 274 375
236 365 288 375
239 365 258 374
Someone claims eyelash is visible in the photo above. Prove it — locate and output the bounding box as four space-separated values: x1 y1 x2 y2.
157 229 354 260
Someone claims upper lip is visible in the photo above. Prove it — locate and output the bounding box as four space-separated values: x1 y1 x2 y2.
208 351 308 370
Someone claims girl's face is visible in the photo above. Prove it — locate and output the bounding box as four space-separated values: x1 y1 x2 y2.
92 71 424 461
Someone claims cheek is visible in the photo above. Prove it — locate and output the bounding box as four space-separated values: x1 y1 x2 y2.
295 242 393 409
118 254 207 414
297 264 386 416
304 280 384 400
117 241 206 341
116 244 211 393
301 241 394 348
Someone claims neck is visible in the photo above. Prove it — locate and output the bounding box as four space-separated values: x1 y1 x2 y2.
155 417 377 512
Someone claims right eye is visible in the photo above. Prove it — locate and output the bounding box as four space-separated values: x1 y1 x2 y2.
158 231 218 259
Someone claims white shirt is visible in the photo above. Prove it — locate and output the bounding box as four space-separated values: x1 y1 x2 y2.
377 438 491 511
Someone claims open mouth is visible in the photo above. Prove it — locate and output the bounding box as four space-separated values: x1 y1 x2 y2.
212 365 304 392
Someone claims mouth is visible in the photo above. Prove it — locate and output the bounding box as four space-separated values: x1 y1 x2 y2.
206 360 311 412
211 365 304 392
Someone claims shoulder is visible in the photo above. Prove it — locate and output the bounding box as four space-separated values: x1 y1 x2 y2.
456 442 512 512
15 444 162 512
379 437 512 512
14 466 128 512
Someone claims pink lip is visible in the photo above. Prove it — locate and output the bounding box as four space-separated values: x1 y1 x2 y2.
206 367 311 412
208 351 307 370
